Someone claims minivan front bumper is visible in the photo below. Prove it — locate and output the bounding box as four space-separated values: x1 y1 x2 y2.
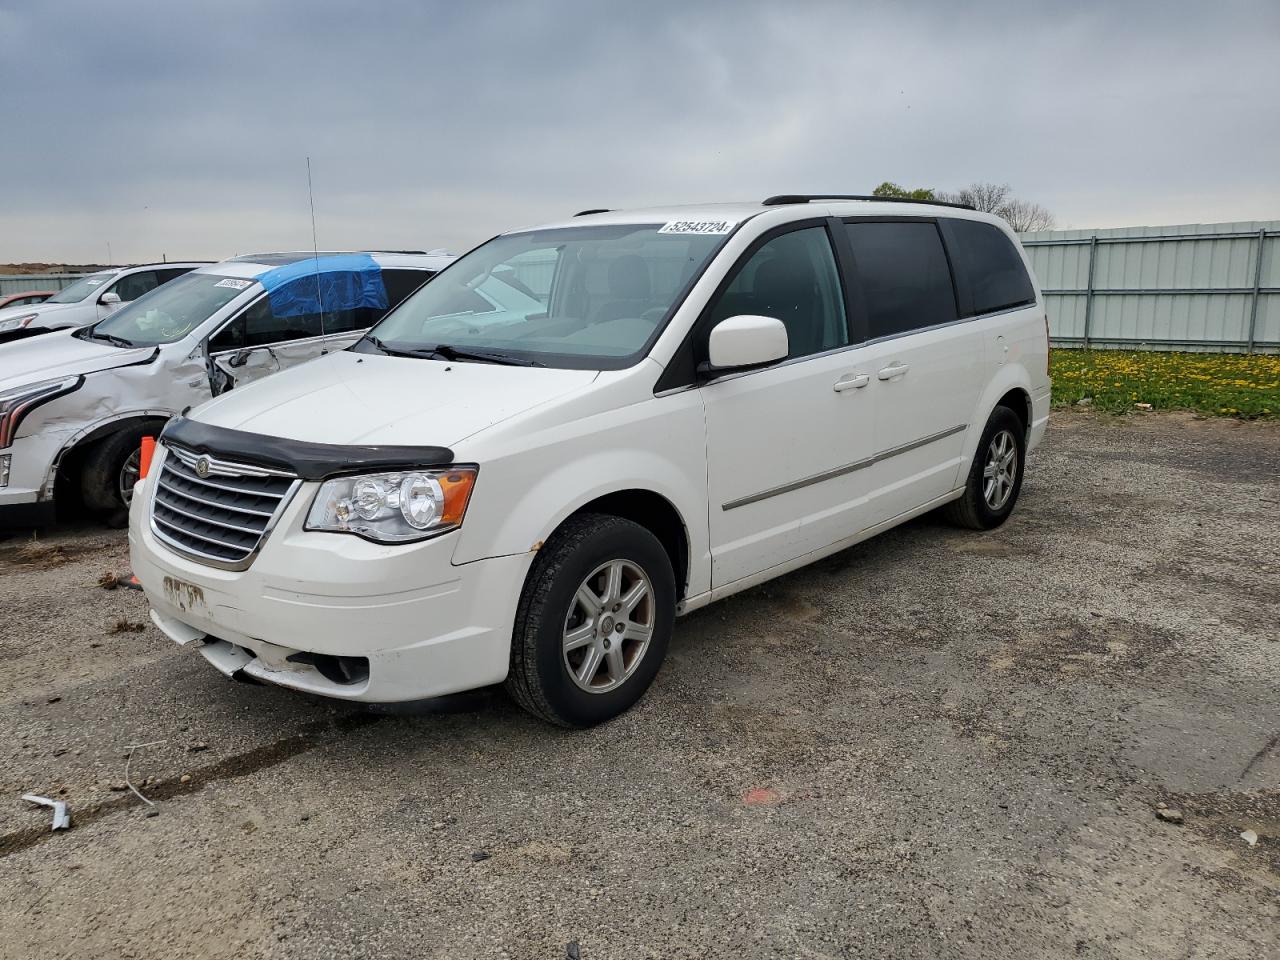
129 474 532 702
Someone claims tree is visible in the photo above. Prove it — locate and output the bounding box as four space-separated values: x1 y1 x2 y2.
936 181 1056 232
996 197 1056 233
871 181 936 201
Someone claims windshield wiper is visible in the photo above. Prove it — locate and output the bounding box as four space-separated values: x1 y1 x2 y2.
358 335 543 367
425 344 544 367
356 334 438 360
86 330 135 348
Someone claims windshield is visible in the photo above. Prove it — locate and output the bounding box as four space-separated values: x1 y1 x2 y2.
46 272 116 304
364 224 729 368
86 273 256 346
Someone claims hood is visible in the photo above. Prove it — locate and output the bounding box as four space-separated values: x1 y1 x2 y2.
0 300 82 323
0 329 158 392
190 351 600 448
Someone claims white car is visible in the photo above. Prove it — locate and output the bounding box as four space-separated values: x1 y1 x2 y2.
130 197 1050 726
0 251 452 526
0 263 208 341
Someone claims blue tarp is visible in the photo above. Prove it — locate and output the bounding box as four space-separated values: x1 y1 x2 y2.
258 253 388 319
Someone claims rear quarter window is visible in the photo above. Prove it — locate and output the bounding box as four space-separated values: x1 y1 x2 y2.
941 218 1036 316
381 268 433 309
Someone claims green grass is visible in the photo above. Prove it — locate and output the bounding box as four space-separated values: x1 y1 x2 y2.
1050 349 1280 419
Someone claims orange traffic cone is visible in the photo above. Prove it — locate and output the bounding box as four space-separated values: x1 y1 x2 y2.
139 436 156 479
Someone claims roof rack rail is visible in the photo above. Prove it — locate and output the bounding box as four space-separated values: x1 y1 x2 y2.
574 208 611 217
762 194 974 211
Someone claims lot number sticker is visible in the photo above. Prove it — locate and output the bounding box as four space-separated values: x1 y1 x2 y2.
658 219 737 235
214 278 253 290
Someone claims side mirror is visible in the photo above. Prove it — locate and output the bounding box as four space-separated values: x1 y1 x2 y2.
99 291 121 305
704 315 789 373
227 349 251 368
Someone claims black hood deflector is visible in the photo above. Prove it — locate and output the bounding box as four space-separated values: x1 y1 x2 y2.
160 416 456 481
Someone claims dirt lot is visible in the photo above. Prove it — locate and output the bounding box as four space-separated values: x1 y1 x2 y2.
1 413 1276 960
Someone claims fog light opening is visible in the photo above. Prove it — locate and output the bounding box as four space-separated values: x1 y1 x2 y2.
286 652 370 686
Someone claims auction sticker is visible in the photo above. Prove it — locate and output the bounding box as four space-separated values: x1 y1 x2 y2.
658 219 737 235
214 278 253 290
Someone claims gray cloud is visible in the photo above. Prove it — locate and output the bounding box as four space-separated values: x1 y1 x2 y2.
1 0 1277 262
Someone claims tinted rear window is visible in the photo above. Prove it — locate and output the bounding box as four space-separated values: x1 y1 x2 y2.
943 219 1036 316
844 221 957 339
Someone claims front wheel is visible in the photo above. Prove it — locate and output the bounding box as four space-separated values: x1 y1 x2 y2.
505 513 675 727
943 406 1026 530
80 424 152 526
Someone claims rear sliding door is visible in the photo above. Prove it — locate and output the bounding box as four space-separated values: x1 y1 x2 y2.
840 218 984 525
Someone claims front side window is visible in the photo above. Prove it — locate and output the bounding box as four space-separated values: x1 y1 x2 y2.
210 268 432 353
110 270 160 303
702 226 848 360
942 218 1036 316
86 273 254 346
209 298 387 351
844 221 957 339
46 272 116 304
365 225 728 368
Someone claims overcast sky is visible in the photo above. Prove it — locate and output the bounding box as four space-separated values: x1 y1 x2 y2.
1 0 1277 263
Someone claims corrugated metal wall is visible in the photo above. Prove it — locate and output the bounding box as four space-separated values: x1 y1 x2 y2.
0 273 92 296
1020 221 1280 353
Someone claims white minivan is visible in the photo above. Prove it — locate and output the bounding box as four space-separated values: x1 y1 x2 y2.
130 197 1050 726
0 252 451 526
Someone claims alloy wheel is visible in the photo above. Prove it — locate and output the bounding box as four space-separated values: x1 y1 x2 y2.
982 429 1018 510
562 559 655 694
119 449 141 507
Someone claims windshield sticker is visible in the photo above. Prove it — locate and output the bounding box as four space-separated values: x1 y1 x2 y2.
85 278 106 285
214 278 253 290
658 219 737 235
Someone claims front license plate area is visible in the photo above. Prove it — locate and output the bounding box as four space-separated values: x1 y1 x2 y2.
162 575 209 618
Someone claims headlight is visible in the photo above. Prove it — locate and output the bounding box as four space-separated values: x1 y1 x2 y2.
0 376 83 448
0 313 39 334
305 467 478 543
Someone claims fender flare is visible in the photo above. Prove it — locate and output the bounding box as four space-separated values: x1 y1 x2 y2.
964 363 1033 463
453 447 703 577
44 408 177 491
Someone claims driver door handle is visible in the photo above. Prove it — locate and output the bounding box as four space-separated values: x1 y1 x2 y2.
833 373 870 392
877 362 910 381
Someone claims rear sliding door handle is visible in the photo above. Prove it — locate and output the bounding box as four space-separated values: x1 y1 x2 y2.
877 362 910 381
833 373 870 392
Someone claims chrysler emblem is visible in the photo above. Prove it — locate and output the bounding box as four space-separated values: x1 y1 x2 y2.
195 456 212 479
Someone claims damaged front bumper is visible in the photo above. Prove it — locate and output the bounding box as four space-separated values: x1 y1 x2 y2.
0 432 63 527
129 474 532 703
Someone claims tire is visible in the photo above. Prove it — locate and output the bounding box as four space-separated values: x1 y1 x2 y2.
943 405 1026 530
79 423 153 525
505 513 675 727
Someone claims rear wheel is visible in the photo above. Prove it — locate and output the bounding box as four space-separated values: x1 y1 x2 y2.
505 513 675 727
943 406 1026 530
80 424 153 526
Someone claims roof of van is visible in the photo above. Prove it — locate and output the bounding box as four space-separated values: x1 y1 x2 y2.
521 199 1003 234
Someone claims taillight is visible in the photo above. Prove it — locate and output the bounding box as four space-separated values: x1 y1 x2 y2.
1044 314 1051 375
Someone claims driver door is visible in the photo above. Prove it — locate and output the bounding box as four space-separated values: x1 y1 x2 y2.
700 223 876 588
207 296 326 390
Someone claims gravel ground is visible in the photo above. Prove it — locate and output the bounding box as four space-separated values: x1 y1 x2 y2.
1 412 1276 960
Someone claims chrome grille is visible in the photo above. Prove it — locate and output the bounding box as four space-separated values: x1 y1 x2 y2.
149 444 299 570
